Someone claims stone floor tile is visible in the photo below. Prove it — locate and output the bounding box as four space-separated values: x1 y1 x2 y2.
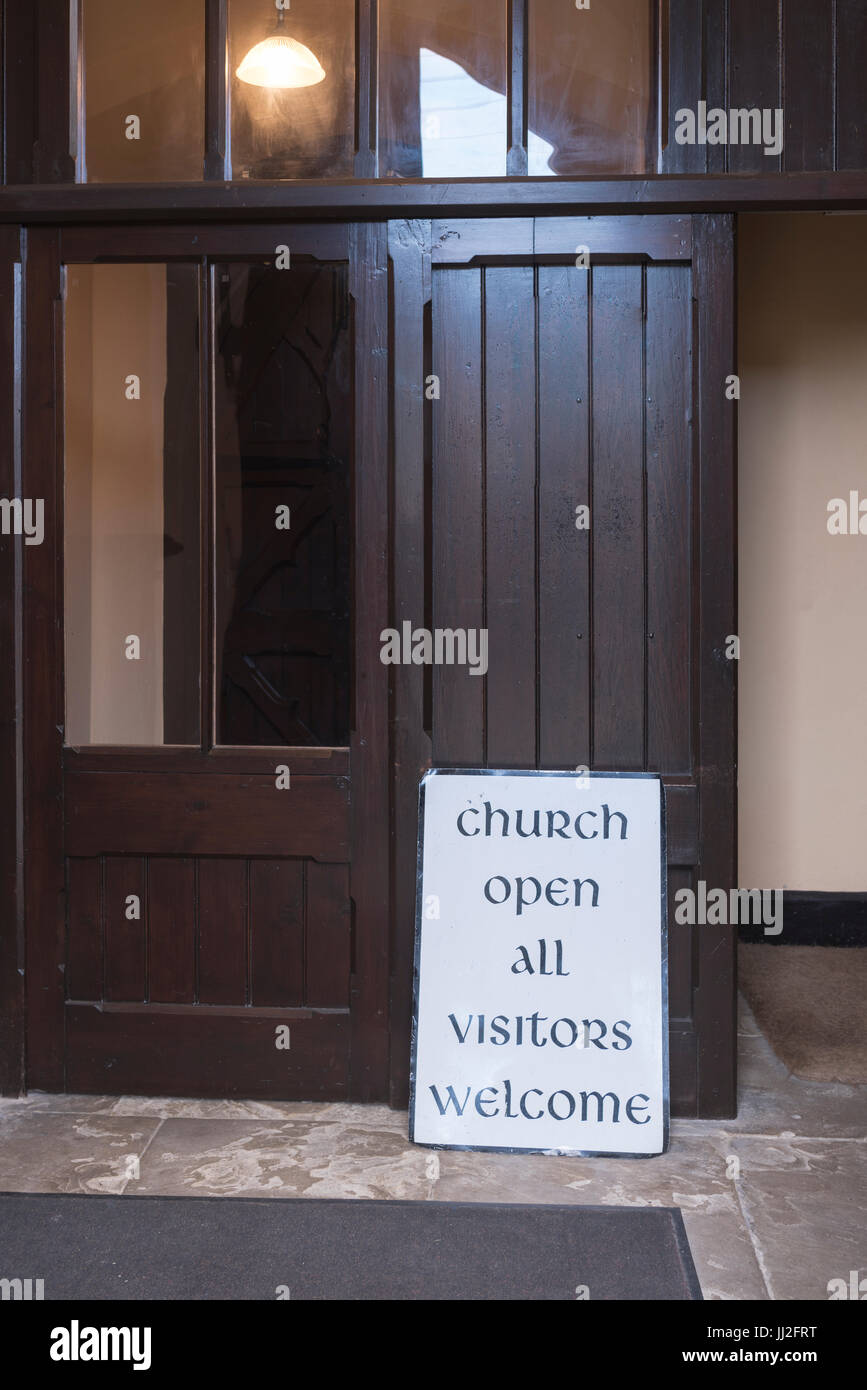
130 1115 435 1201
731 1135 867 1302
0 1111 161 1194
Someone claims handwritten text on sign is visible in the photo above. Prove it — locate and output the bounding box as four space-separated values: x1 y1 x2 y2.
411 771 668 1156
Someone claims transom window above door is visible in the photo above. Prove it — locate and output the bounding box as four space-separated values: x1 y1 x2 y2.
76 0 658 182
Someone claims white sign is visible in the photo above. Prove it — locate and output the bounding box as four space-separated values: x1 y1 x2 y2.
410 770 668 1157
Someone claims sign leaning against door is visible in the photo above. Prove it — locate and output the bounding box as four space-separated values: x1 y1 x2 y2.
411 769 668 1156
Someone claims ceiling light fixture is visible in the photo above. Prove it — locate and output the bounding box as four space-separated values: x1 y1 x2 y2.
236 9 326 90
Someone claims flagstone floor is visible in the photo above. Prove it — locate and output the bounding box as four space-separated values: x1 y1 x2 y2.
0 994 863 1301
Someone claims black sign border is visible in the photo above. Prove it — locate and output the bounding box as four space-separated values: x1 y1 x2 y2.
408 768 670 1159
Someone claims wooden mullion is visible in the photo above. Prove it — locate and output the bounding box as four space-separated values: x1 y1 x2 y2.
354 0 377 177
205 0 229 181
507 0 528 176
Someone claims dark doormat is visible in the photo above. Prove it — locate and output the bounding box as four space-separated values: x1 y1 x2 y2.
0 1192 701 1301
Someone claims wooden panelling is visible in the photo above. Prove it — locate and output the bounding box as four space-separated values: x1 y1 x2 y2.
537 265 590 770
646 264 692 774
431 268 484 766
348 221 391 1099
591 264 645 770
306 862 352 1008
66 1006 350 1098
783 0 834 172
22 229 66 1088
692 213 737 1117
66 858 102 1002
65 853 352 1012
387 220 433 1105
147 858 196 1005
250 859 305 1008
484 266 536 766
64 773 350 859
103 857 146 1003
836 0 867 170
417 215 731 1116
728 0 781 175
0 227 23 1093
198 858 247 1006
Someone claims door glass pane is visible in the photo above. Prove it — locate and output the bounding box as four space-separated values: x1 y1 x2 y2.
81 0 205 181
379 0 507 177
214 261 351 746
528 0 653 175
229 0 355 178
64 264 201 746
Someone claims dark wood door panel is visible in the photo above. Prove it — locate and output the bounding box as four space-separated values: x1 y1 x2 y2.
391 213 735 1116
65 773 350 858
67 855 352 1012
65 1005 350 1099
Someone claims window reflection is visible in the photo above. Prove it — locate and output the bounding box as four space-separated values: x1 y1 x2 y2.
229 0 354 179
380 0 508 177
529 0 653 175
214 262 351 746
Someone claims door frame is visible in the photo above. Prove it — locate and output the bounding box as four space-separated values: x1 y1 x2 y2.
387 212 737 1116
15 221 390 1100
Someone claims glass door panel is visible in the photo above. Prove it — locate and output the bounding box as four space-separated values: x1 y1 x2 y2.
213 260 352 746
63 263 201 745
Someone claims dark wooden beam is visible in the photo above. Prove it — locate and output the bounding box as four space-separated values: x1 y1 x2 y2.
2 173 866 223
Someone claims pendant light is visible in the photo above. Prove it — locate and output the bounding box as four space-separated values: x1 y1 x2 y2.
236 7 326 90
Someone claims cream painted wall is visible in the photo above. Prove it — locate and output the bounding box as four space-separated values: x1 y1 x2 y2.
64 263 166 745
738 213 867 890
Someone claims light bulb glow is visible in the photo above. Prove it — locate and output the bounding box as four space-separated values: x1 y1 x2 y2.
236 35 326 89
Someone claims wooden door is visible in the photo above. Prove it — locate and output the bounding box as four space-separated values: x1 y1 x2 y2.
22 223 389 1100
389 214 736 1117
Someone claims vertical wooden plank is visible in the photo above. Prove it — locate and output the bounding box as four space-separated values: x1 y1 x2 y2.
692 213 737 1118
249 859 304 1007
204 0 229 180
306 862 351 1007
727 0 781 174
23 227 66 1086
783 0 834 171
507 0 528 176
836 0 867 170
66 858 102 1000
668 866 698 1114
198 857 246 1005
590 264 645 771
34 1 75 182
4 5 37 182
104 857 146 1002
147 857 196 1004
703 0 729 175
349 220 390 1098
484 265 536 766
538 264 590 769
388 219 432 1106
431 267 484 766
662 0 705 172
0 229 24 1091
354 0 377 176
646 263 692 774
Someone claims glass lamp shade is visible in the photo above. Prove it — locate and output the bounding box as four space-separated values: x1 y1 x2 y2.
235 34 326 89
